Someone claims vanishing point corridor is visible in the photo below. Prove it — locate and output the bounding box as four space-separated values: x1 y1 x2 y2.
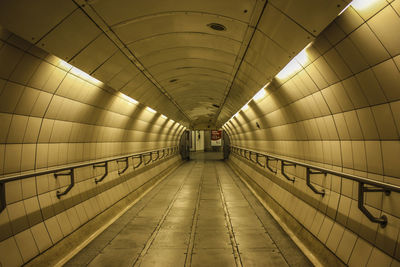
66 158 310 267
1 0 400 266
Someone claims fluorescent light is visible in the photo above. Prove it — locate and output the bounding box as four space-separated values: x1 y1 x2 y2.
276 60 302 80
119 93 138 104
161 114 167 119
351 0 379 11
60 60 102 85
146 107 157 113
276 47 309 80
70 67 102 85
338 2 353 15
59 60 73 70
253 88 266 101
242 103 249 111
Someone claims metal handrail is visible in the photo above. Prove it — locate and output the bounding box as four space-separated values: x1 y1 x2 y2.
0 146 177 183
0 146 179 213
230 145 400 228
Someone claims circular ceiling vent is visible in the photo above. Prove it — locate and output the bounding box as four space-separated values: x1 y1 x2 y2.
207 23 226 31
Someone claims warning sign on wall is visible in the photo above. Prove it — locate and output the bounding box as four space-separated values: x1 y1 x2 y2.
211 130 222 146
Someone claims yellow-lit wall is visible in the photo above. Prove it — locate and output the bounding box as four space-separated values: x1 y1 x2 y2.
0 29 185 266
224 2 400 265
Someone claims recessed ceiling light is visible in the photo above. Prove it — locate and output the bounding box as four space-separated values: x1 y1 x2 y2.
207 23 226 31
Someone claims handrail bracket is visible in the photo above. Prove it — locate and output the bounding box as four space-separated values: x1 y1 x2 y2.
152 151 160 162
266 156 278 174
144 152 153 165
249 151 257 163
93 162 108 184
54 169 75 199
306 168 325 196
358 182 390 228
0 182 5 213
117 157 129 175
281 162 296 182
256 153 265 168
159 149 165 159
133 155 143 169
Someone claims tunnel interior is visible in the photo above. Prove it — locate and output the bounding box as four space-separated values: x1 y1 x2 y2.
0 0 400 266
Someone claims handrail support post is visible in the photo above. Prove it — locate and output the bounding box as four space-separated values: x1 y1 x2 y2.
117 157 129 175
266 156 278 174
153 151 160 162
0 183 5 213
256 153 265 168
93 162 108 184
281 161 295 182
54 169 75 199
133 155 143 169
249 151 257 163
144 152 153 165
306 168 325 196
358 182 389 228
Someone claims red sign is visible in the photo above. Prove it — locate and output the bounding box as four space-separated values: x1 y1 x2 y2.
211 130 222 140
211 130 222 146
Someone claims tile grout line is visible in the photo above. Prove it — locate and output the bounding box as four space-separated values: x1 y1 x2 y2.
55 161 183 267
219 162 292 266
184 164 204 267
132 161 197 267
82 164 179 266
226 161 323 267
214 162 243 267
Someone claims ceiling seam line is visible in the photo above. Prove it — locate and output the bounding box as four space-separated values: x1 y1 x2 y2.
34 7 78 46
110 10 250 29
125 31 243 46
72 0 192 124
213 0 269 126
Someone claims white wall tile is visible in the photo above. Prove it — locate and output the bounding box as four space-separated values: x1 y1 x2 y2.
350 24 390 66
7 115 28 143
336 230 357 263
373 59 400 102
0 237 23 267
30 222 52 253
14 229 39 263
0 112 12 143
0 82 25 113
371 104 398 139
381 141 400 177
348 237 373 267
368 5 400 56
356 108 380 140
356 69 387 106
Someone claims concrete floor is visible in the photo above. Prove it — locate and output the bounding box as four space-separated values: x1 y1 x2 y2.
66 157 311 267
189 151 224 161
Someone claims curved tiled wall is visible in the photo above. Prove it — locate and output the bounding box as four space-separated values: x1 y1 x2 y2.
0 28 185 266
224 2 400 266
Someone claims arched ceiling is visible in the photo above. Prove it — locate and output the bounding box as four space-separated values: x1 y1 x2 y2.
0 0 350 129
